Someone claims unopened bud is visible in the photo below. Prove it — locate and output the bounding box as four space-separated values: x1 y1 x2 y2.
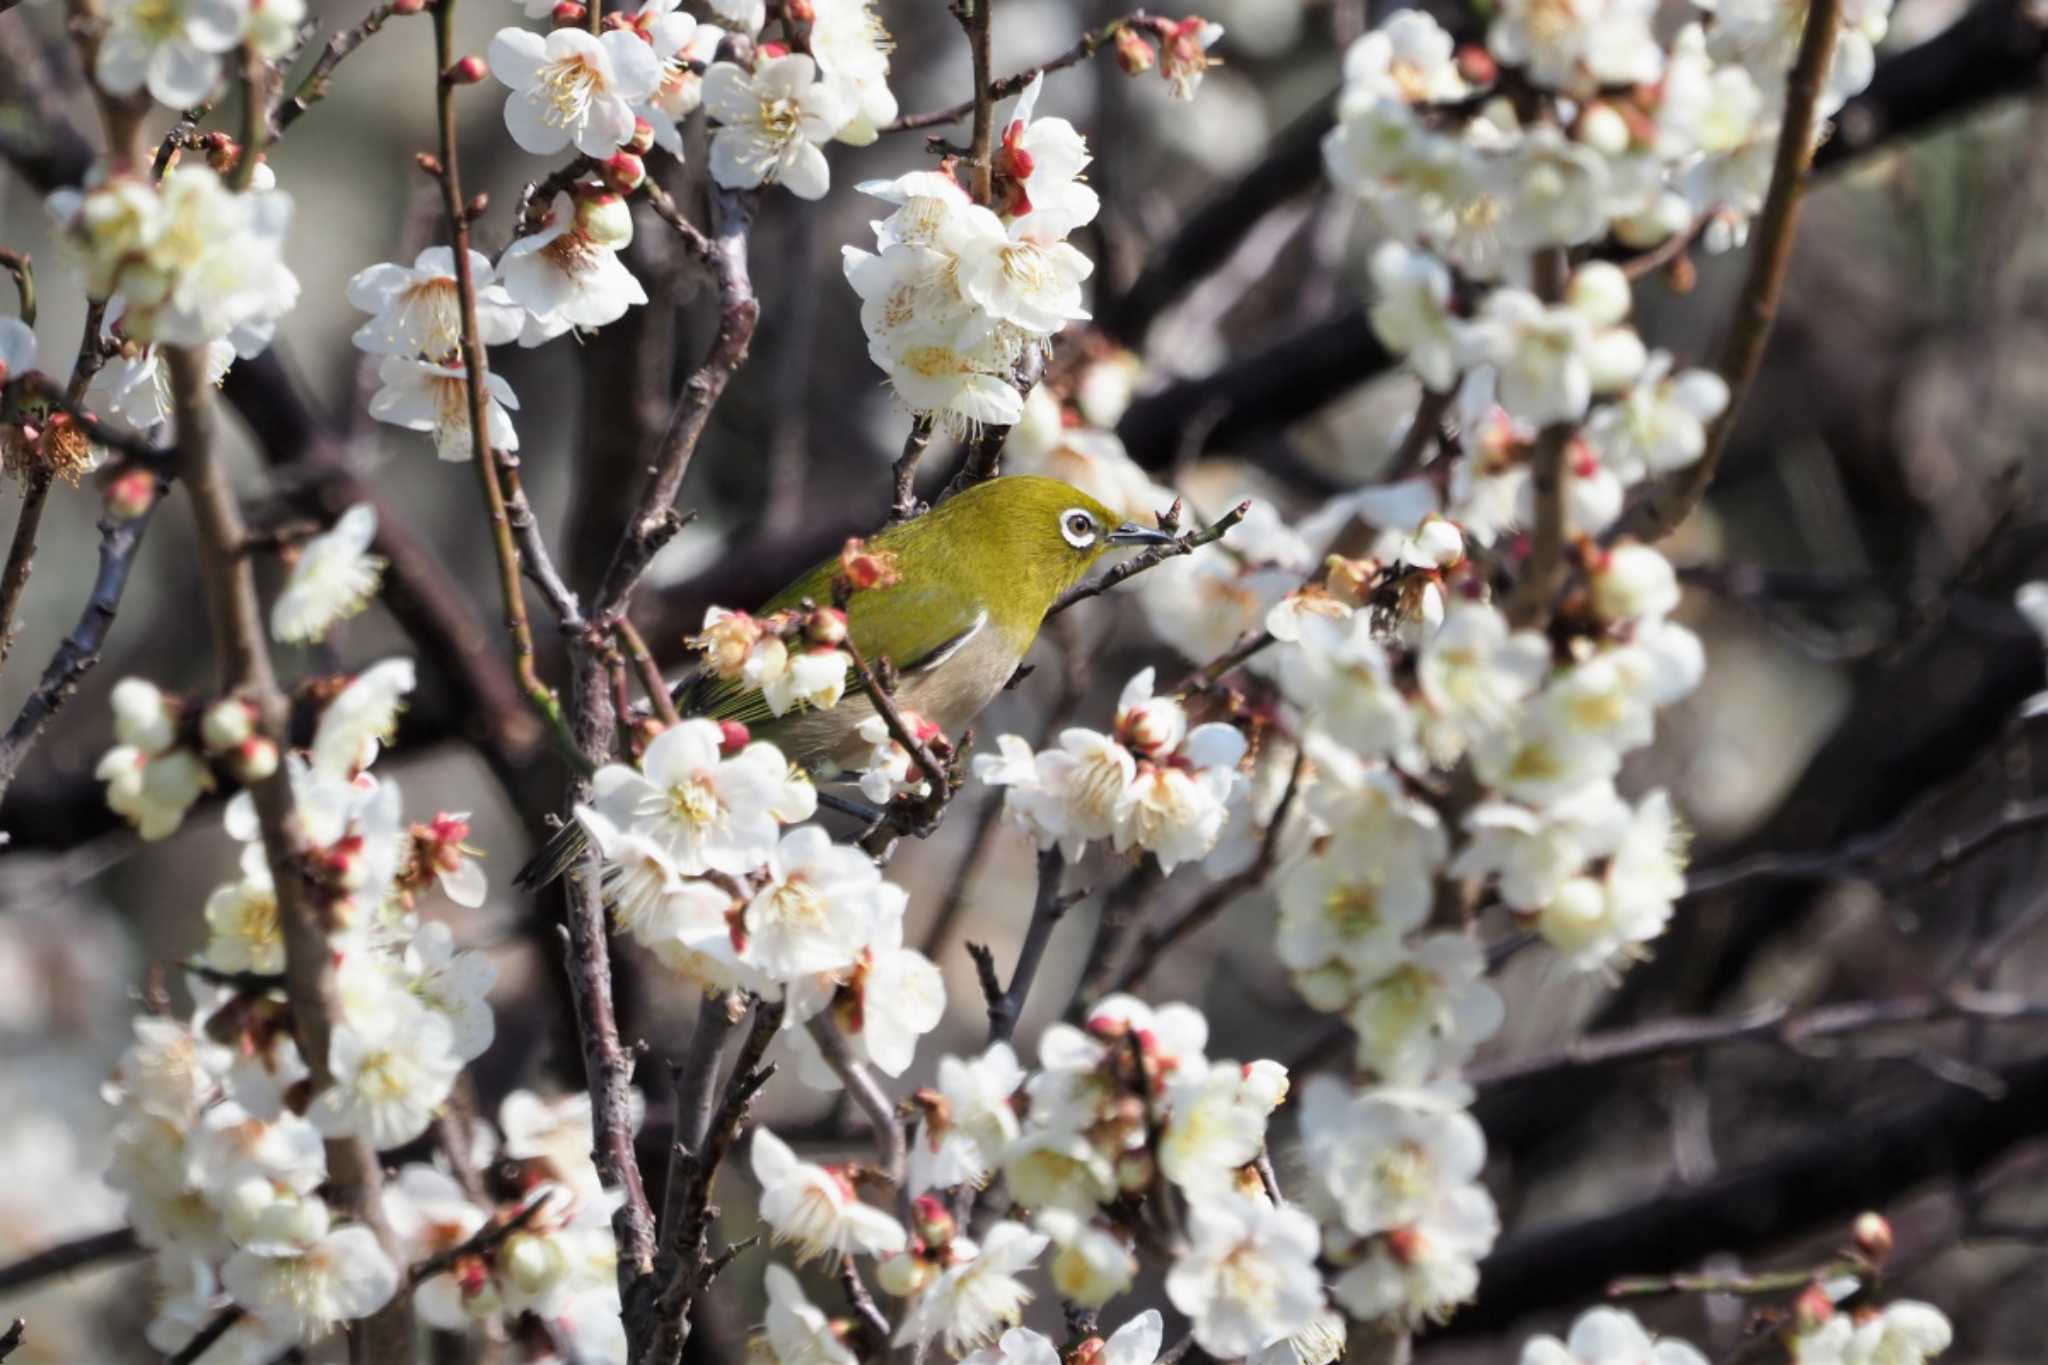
201 698 255 751
786 0 815 20
1070 1339 1107 1365
1455 43 1497 87
1577 101 1631 157
717 719 751 754
911 1195 954 1247
874 1251 931 1298
443 55 487 85
1666 252 1697 294
757 40 791 60
1114 26 1156 75
232 736 279 783
1114 1148 1154 1194
105 468 157 519
806 606 848 647
627 116 656 155
551 1 587 27
838 538 900 592
391 0 426 12
465 192 490 220
574 191 634 250
603 151 646 193
415 152 444 177
1852 1212 1893 1262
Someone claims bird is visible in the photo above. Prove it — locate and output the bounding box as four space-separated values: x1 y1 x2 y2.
514 474 1175 888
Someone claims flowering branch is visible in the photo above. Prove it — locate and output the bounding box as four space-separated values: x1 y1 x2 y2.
889 414 936 524
1621 0 1844 542
1048 498 1251 616
885 12 1148 133
165 342 413 1360
268 0 411 139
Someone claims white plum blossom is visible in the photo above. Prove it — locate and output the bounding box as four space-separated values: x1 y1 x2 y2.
893 1220 1049 1356
1038 1208 1138 1308
1166 1195 1324 1359
221 1220 400 1343
1489 0 1663 93
909 1043 1024 1194
1788 1301 1952 1365
1348 933 1504 1083
346 248 522 360
368 355 521 462
811 0 898 144
783 884 944 1083
708 0 766 33
94 0 246 109
1369 241 1462 391
1586 352 1731 481
1522 1306 1711 1365
741 825 889 981
965 1312 1163 1365
488 26 662 157
1340 11 1467 105
758 1262 858 1365
501 193 649 346
270 504 386 645
577 717 816 878
751 1126 906 1262
309 998 463 1149
704 55 853 200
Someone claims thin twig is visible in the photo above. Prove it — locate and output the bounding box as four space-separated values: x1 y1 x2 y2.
979 846 1087 1043
0 1226 141 1294
1621 0 1843 541
806 1013 909 1206
889 415 935 524
1107 748 1305 995
0 246 31 324
268 1 408 139
1466 990 2048 1090
961 0 998 204
0 1319 20 1363
839 1254 893 1348
0 470 53 670
594 186 757 617
885 12 1147 132
642 172 714 263
1683 795 2048 898
167 1307 243 1365
1608 1256 1865 1300
431 2 573 758
615 615 682 726
836 615 953 802
1049 499 1251 616
411 1190 554 1283
228 43 266 192
1505 246 1572 629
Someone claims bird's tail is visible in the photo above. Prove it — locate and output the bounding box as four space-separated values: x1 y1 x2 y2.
513 819 591 892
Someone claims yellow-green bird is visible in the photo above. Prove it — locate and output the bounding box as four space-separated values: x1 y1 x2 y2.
516 475 1173 888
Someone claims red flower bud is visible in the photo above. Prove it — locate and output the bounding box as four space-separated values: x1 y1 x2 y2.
1114 27 1156 75
1793 1283 1836 1332
232 736 280 783
757 40 791 60
786 0 815 20
1456 43 1498 88
391 0 426 13
602 151 646 193
806 607 849 647
105 468 157 519
551 1 587 27
627 116 656 154
1852 1211 1894 1262
717 720 751 754
911 1195 955 1247
443 55 487 85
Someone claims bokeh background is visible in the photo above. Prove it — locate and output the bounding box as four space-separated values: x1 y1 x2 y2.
7 0 2048 1359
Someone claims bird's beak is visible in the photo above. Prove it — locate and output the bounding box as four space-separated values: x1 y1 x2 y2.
1108 521 1177 547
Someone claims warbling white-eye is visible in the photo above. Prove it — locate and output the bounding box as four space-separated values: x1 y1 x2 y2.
515 475 1174 887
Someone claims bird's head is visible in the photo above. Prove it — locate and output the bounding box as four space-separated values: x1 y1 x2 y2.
917 475 1174 629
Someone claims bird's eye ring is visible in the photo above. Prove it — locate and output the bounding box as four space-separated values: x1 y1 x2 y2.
1060 508 1098 549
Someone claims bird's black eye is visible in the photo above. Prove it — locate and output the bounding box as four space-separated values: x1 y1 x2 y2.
1060 508 1098 549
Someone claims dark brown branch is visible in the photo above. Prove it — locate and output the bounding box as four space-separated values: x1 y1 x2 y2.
268 1 408 139
594 186 757 617
838 1253 892 1349
1467 990 2048 1091
1619 0 1841 542
641 173 713 264
884 12 1147 133
889 415 935 525
0 245 30 322
978 846 1087 1044
0 1226 141 1294
1049 499 1250 616
806 1012 908 1193
0 1318 20 1363
961 0 997 204
0 485 161 805
10 374 173 464
167 1307 243 1365
1107 748 1306 996
1684 795 2048 898
0 470 53 670
836 612 953 804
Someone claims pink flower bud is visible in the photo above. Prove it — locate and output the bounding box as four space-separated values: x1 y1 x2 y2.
627 117 656 154
838 538 900 592
910 1195 954 1247
391 0 426 13
444 55 487 85
574 191 634 250
602 151 646 193
551 1 587 27
1455 43 1497 87
1852 1211 1894 1262
717 720 750 754
757 40 791 61
1114 27 1156 75
806 607 848 647
105 468 157 519
1793 1284 1835 1332
233 737 280 783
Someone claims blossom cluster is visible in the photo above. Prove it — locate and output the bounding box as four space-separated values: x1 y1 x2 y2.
94 0 305 110
844 75 1100 432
